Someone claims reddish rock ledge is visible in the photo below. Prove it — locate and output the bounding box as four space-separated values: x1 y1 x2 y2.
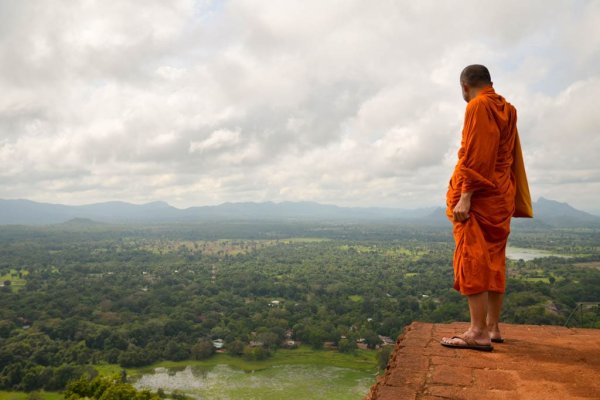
364 321 600 400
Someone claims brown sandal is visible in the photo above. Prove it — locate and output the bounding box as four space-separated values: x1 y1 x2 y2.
440 335 494 351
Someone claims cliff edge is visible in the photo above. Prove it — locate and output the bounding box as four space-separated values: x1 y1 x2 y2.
364 321 600 399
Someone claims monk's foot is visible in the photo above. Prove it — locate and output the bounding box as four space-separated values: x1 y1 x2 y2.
487 323 503 342
441 329 491 347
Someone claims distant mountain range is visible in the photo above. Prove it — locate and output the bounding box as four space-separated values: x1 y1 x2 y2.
422 197 600 229
515 197 600 229
0 197 598 228
0 199 436 225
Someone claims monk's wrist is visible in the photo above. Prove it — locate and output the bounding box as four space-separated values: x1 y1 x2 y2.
460 191 473 201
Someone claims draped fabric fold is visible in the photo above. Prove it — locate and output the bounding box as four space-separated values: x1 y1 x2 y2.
446 86 532 295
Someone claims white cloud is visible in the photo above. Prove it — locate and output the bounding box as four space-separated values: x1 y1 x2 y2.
189 129 241 153
0 0 599 211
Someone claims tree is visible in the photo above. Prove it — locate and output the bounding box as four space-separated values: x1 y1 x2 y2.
256 331 279 349
190 339 214 360
64 375 160 400
95 383 137 400
242 345 270 361
337 338 357 353
118 344 153 368
227 339 245 356
306 327 326 349
47 365 84 391
0 320 16 338
363 330 382 349
64 375 93 398
21 366 45 391
164 340 189 361
377 346 394 370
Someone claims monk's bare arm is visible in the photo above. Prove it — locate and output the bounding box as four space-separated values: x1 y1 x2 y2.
453 191 473 222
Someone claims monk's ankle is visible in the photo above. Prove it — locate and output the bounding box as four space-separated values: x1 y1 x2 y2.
469 326 488 337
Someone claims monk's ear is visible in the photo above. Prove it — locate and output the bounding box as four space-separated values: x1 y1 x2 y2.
460 82 470 101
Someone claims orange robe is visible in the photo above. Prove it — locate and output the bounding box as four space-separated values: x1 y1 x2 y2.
446 86 520 295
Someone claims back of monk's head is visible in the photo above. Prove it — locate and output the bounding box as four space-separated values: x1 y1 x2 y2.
460 64 492 87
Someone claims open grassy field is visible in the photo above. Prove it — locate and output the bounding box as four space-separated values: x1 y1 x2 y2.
0 392 62 400
574 261 600 270
0 269 28 292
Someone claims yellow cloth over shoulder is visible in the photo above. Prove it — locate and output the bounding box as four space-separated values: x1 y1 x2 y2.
512 130 533 218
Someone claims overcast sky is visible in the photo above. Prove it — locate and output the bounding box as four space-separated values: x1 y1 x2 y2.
1 1 599 213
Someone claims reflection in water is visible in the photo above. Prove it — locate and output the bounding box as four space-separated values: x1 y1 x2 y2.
135 365 223 392
133 364 373 400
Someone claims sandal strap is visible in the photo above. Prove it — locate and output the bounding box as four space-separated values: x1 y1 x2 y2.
451 335 483 346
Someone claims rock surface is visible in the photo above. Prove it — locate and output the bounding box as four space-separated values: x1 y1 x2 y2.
364 321 600 399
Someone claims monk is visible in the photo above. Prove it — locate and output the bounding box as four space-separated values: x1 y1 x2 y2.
441 64 527 351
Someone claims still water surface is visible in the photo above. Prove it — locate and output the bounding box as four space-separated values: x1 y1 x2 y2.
134 364 374 400
506 246 570 261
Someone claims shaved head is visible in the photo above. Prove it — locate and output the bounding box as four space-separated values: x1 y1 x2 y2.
460 64 492 87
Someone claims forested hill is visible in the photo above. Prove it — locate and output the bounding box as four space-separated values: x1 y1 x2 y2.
1 197 599 227
525 196 600 228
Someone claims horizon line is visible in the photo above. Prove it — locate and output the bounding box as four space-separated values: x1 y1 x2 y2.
0 197 442 211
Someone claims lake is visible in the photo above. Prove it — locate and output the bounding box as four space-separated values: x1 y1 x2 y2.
133 363 374 400
506 246 570 261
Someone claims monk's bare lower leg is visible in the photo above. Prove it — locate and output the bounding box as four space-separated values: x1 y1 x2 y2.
486 291 504 339
467 291 490 339
442 291 491 345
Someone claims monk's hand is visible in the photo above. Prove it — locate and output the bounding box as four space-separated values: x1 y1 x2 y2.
453 191 473 222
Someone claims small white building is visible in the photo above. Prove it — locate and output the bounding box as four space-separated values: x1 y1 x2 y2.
378 335 395 346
